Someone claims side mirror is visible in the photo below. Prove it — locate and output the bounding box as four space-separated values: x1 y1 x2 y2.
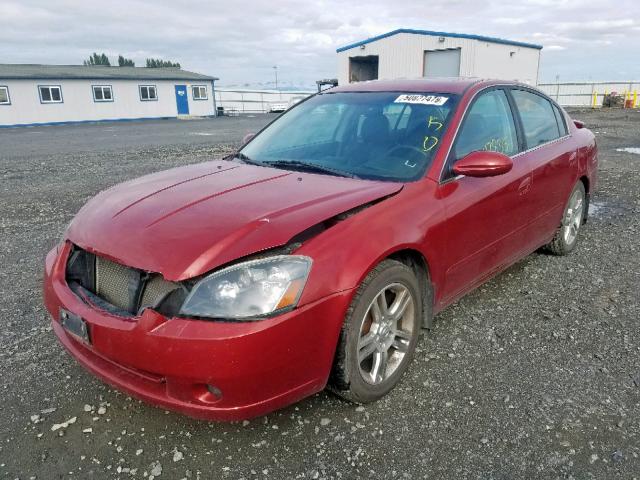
573 120 585 129
242 132 256 145
452 151 513 178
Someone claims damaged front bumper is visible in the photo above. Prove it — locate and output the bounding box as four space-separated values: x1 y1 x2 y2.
43 242 353 421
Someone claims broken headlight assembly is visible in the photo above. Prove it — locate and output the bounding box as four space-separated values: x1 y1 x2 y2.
179 256 312 320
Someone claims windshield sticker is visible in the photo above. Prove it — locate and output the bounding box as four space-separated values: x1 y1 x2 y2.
395 94 449 106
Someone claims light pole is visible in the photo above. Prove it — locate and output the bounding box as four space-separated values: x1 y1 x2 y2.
273 65 280 98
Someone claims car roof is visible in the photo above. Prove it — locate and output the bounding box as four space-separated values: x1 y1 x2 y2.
328 78 518 95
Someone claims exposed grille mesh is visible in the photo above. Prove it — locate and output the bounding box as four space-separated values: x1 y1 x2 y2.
140 275 180 309
67 247 180 316
95 256 137 311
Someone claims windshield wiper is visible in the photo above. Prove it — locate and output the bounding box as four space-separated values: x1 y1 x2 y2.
225 152 265 166
263 160 357 179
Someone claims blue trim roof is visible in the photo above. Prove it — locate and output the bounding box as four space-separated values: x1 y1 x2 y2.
336 29 543 53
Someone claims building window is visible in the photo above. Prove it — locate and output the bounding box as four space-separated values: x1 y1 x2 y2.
139 85 157 101
92 85 113 102
0 86 10 105
192 85 208 100
39 85 63 104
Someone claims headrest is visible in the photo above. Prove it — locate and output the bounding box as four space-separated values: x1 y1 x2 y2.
360 112 390 143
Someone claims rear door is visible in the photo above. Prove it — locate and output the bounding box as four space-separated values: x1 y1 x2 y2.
437 88 533 303
508 88 575 244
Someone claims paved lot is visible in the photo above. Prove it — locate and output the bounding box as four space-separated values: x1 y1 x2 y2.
0 115 276 157
0 110 638 479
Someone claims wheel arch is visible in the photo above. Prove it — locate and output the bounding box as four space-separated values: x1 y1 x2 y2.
579 175 590 223
386 248 434 329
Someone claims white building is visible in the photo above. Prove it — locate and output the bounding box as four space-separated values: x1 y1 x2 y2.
336 29 542 86
0 64 218 127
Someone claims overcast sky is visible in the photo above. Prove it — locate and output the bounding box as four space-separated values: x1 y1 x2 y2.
3 0 639 88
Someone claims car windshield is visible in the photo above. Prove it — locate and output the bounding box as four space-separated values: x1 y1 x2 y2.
240 91 459 182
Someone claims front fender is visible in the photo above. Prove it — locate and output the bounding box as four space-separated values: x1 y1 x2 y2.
295 180 447 310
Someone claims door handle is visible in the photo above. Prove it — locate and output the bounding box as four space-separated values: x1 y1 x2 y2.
518 177 532 196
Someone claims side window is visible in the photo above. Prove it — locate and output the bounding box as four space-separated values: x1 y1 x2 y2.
39 85 63 104
92 85 113 102
511 90 561 148
139 85 158 101
552 103 568 136
192 85 208 100
453 89 518 161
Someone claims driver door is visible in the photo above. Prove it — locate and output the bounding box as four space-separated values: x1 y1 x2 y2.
437 88 533 304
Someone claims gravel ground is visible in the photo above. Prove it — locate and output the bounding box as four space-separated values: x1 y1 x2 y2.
0 109 638 479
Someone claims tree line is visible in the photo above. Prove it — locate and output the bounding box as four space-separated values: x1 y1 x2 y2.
83 52 181 68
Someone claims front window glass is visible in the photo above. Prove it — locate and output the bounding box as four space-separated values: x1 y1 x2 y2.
240 92 458 182
453 89 518 160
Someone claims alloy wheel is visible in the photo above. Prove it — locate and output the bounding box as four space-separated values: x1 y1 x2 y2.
357 283 416 385
562 188 584 245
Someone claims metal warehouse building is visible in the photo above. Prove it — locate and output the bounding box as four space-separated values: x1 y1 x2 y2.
0 64 218 127
337 29 542 86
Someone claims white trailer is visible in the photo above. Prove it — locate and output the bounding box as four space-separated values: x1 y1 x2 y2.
0 64 218 127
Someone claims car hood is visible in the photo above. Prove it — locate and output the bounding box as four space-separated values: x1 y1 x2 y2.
67 160 402 281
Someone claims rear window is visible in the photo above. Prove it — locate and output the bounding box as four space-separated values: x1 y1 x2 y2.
552 103 568 136
511 90 561 149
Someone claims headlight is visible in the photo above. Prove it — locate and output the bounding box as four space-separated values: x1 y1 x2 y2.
180 256 312 320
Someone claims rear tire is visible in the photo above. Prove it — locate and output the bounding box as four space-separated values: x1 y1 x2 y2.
546 181 586 255
328 259 422 403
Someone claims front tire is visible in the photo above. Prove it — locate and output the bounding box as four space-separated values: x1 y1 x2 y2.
546 181 586 255
328 259 422 403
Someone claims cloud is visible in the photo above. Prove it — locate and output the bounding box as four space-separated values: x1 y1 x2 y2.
0 0 638 86
493 18 529 26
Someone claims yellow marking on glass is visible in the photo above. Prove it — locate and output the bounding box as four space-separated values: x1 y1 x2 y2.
427 116 444 131
483 138 510 154
423 136 439 152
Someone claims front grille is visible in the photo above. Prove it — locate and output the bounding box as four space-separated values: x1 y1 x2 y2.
66 247 181 316
95 256 139 311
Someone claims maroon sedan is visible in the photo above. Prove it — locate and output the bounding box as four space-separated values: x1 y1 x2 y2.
43 79 597 420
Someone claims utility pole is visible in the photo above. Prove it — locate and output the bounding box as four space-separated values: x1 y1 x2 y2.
273 65 280 99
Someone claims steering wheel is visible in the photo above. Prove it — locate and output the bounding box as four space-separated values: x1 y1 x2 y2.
384 145 426 168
